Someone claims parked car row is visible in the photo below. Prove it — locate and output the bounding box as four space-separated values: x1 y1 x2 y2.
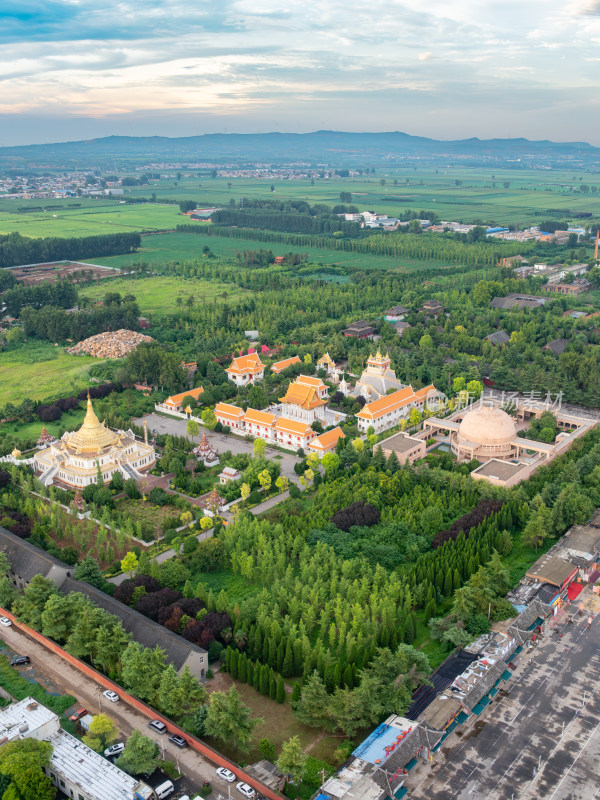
216 768 256 798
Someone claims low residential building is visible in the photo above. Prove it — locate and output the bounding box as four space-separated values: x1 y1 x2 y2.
384 305 409 322
307 427 345 455
225 353 265 386
0 698 155 800
484 330 510 347
245 761 285 793
356 384 445 434
550 524 600 582
544 279 590 296
421 299 444 316
543 338 569 355
394 320 411 337
378 432 426 465
321 715 443 800
270 355 301 373
525 555 578 592
163 386 204 412
214 402 246 430
342 319 375 339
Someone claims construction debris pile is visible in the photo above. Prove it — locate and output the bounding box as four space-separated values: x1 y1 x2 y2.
66 329 154 358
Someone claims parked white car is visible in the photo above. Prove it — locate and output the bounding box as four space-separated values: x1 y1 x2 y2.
102 690 120 703
104 742 125 758
236 783 256 799
0 617 12 627
216 767 236 783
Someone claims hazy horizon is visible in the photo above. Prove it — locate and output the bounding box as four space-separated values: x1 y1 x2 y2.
1 0 599 148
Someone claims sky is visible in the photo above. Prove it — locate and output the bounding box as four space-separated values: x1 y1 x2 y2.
0 0 599 146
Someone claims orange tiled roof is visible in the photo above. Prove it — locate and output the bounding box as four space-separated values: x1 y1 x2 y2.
279 381 326 410
215 402 245 420
308 427 345 451
244 408 276 426
297 375 327 389
271 356 301 373
413 384 437 400
226 354 265 375
357 386 417 420
274 417 313 435
164 386 204 406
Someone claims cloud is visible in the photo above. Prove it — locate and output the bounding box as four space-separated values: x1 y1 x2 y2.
0 0 596 144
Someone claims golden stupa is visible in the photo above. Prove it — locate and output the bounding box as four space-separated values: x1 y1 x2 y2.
33 395 155 488
65 395 121 454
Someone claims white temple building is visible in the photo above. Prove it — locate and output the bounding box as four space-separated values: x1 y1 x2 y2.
33 395 155 487
349 349 407 401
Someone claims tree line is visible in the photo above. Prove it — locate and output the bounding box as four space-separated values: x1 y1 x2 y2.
0 231 140 269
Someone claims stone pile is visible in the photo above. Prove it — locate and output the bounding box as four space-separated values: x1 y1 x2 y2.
67 329 154 358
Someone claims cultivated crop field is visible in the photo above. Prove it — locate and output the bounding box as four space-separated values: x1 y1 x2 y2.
123 166 600 226
79 274 248 315
0 343 104 406
0 200 181 237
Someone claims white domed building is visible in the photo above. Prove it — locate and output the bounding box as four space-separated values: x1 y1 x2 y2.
453 405 518 462
33 396 155 488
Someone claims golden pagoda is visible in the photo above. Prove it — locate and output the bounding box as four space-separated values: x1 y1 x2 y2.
33 395 155 488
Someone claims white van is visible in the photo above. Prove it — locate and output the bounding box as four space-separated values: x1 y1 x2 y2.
154 780 175 799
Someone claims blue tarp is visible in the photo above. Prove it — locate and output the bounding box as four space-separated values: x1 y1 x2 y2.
457 711 470 723
502 669 512 680
394 788 408 799
472 702 485 715
405 758 418 771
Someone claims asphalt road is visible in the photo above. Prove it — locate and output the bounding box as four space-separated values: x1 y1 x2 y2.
406 590 600 800
137 413 301 482
0 623 241 800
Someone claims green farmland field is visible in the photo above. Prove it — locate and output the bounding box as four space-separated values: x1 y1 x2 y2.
90 231 449 272
0 200 181 237
0 343 105 406
79 274 247 315
122 166 600 227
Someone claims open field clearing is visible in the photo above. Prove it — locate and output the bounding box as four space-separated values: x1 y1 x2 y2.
0 201 181 237
0 343 104 406
91 231 448 271
79 274 247 314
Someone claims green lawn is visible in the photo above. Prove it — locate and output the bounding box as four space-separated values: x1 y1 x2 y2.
79 274 246 315
2 405 86 444
0 342 105 406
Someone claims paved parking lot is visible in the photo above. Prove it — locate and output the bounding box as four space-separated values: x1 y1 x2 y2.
137 413 301 483
406 590 600 800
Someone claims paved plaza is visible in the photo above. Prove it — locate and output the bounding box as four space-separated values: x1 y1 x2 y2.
407 590 600 800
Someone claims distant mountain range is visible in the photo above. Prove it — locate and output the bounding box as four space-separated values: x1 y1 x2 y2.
1 130 598 169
